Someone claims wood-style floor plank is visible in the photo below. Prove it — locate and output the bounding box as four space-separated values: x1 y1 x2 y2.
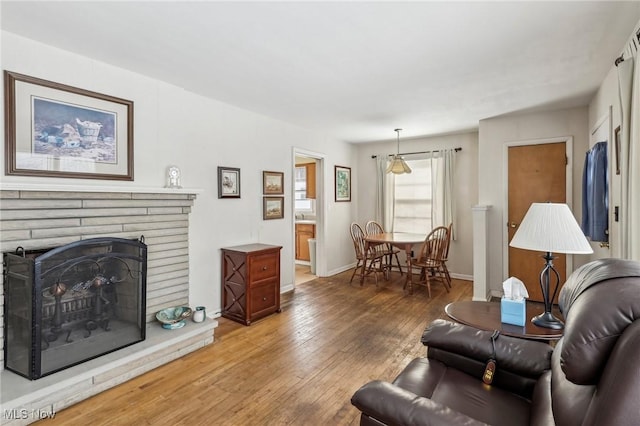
36 270 472 425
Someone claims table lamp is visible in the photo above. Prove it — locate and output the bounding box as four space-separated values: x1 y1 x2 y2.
509 203 593 329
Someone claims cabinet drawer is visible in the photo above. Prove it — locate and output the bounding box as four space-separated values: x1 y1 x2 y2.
250 282 277 318
250 253 278 282
296 223 315 233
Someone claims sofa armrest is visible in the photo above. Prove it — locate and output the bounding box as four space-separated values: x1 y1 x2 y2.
422 319 553 377
351 380 488 426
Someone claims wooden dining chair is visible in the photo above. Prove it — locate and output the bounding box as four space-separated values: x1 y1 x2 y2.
365 220 403 276
441 222 453 286
412 226 451 297
349 222 387 285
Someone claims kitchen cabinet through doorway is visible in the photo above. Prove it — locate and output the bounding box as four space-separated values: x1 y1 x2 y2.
295 223 315 261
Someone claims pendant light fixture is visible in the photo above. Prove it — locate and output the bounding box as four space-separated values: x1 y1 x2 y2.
386 128 412 174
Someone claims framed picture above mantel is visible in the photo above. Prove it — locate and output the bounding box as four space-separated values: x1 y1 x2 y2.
4 71 134 180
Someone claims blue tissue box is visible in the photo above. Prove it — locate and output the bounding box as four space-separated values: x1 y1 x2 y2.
501 297 526 326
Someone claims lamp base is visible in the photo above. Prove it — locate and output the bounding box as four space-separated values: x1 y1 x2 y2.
531 311 564 330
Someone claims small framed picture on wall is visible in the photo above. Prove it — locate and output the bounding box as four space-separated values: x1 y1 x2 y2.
218 166 241 198
263 196 284 220
263 171 284 195
614 125 621 175
335 165 351 202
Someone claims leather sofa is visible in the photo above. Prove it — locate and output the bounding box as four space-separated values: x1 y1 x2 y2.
351 258 640 425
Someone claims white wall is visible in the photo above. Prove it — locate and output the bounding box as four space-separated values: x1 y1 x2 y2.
478 107 590 297
354 131 479 278
0 32 356 315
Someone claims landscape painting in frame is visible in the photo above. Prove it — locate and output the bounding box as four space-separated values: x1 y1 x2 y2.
263 196 284 220
335 165 351 202
263 171 284 195
4 71 134 180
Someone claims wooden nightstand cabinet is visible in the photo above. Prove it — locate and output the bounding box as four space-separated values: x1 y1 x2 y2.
221 244 282 325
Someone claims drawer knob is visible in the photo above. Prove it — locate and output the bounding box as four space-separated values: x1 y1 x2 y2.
263 297 267 301
262 266 268 270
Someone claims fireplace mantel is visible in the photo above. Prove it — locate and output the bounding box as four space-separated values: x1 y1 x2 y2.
0 182 202 195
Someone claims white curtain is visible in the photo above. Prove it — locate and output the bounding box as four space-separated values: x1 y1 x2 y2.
617 36 640 260
374 155 395 231
431 149 457 237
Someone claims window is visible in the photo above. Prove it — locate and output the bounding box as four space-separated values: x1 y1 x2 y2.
393 159 433 233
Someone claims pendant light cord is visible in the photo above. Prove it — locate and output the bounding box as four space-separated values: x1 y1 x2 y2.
395 128 402 156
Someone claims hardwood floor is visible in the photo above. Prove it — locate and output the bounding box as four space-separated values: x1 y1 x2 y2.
295 263 316 285
37 270 472 425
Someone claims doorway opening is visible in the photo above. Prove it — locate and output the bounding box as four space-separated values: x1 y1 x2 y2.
293 149 324 286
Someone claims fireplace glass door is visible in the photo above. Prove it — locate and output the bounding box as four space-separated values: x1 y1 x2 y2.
3 237 147 380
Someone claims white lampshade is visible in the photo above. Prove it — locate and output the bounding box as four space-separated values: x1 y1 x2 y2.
386 156 412 174
509 203 593 254
386 128 412 174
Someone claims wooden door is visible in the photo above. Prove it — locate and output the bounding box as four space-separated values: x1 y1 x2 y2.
508 142 567 303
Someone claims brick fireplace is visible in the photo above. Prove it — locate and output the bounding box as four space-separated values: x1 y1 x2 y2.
0 186 215 425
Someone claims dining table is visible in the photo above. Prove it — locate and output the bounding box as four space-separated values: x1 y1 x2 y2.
363 232 426 294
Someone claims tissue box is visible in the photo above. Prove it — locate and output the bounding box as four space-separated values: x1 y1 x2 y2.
501 297 526 326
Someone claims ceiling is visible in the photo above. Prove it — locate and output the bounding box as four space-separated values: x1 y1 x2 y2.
2 1 639 143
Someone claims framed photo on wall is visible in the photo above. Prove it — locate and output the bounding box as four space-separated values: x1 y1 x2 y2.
614 125 621 175
335 165 351 202
4 71 134 180
218 166 241 198
263 196 284 220
263 171 284 194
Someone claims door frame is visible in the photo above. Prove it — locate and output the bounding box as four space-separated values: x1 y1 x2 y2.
292 147 325 288
502 136 575 281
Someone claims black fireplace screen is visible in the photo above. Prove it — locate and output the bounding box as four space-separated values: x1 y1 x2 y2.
3 237 147 380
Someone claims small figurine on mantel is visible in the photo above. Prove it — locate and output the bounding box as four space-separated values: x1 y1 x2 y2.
165 166 182 189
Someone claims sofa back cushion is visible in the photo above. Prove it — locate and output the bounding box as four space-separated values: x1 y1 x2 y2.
559 267 640 385
549 339 595 426
581 320 640 425
549 259 640 425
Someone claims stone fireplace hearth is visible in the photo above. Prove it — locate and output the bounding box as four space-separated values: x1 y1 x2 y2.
0 185 216 425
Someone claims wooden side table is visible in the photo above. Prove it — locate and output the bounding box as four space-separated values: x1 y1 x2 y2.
444 301 563 341
221 244 282 325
